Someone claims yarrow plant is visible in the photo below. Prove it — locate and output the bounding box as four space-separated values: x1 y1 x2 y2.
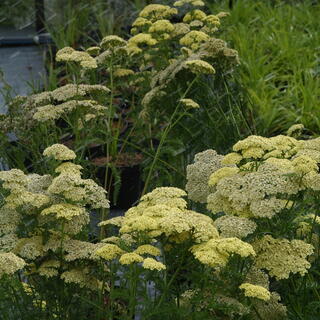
0 143 110 318
186 124 320 319
0 0 240 204
0 143 263 319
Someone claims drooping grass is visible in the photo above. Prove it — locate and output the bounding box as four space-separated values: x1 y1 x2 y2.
208 0 320 136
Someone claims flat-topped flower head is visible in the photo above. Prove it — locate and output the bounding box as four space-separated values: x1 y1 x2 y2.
148 19 174 34
174 0 205 7
239 283 271 301
43 144 76 161
185 60 216 74
86 46 100 56
186 149 224 203
208 167 239 186
41 203 86 221
191 237 255 268
100 35 127 50
114 68 135 78
180 31 210 50
142 257 166 271
253 235 314 280
0 252 25 276
0 168 27 191
94 244 124 261
127 33 158 55
119 252 143 265
55 162 83 175
205 15 221 28
135 244 161 256
183 9 207 23
214 215 257 239
222 152 243 165
56 47 97 69
233 135 273 154
140 187 187 208
132 17 152 29
139 4 177 21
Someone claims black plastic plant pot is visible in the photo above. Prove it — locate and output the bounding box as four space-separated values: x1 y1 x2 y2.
94 162 144 210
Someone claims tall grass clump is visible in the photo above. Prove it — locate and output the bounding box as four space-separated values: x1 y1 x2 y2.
207 0 320 136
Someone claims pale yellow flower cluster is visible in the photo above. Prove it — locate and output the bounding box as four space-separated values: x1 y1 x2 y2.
253 235 313 280
174 0 205 7
183 9 207 24
180 31 209 50
43 144 76 161
100 35 127 50
41 203 86 221
203 134 320 219
139 4 177 22
14 236 44 260
64 240 105 262
135 244 161 256
118 188 218 243
33 99 107 122
55 162 83 176
142 257 166 271
47 168 109 209
0 252 25 276
191 237 255 268
95 244 125 261
86 46 100 56
0 169 50 210
96 187 259 272
61 268 102 291
287 123 304 137
185 59 216 74
113 68 135 78
148 19 175 40
180 98 200 109
127 33 158 55
239 283 271 301
119 252 144 265
56 47 97 69
44 84 110 103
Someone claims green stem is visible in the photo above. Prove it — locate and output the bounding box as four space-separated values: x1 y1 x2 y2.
141 76 199 195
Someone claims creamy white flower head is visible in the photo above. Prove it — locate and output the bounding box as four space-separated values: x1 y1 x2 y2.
239 283 271 301
43 144 76 161
0 252 25 276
